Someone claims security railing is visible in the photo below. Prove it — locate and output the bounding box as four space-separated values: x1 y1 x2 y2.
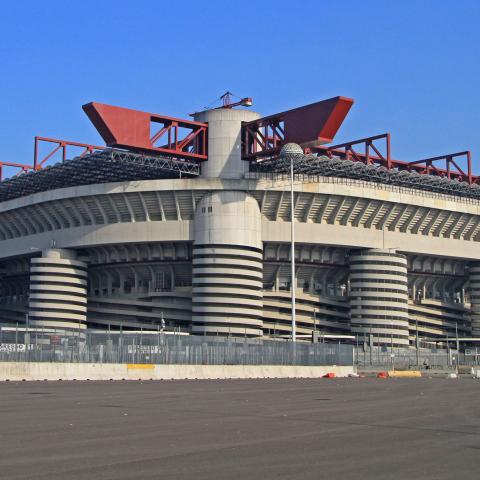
354 345 480 369
0 327 353 366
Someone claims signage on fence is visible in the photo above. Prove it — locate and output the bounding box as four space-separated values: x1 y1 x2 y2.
127 345 162 354
0 343 33 352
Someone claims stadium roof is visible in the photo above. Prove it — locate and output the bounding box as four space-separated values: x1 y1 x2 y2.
0 149 200 203
252 154 480 200
1 149 480 203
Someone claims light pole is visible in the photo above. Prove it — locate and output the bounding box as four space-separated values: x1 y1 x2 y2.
280 143 304 343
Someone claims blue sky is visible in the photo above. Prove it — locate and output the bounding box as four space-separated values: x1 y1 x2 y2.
0 0 479 176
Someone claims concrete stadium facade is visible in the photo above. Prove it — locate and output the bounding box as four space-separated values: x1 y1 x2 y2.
1 106 479 347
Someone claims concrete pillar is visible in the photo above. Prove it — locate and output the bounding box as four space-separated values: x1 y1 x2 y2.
309 272 315 295
192 191 263 337
349 248 409 347
469 264 480 336
193 108 260 179
105 271 113 296
28 249 87 334
119 271 126 294
169 265 175 291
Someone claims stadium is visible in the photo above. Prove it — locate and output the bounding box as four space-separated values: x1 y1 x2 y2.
0 93 479 348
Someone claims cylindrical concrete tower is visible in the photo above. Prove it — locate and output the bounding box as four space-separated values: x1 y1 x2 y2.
192 191 263 336
469 263 480 336
193 108 260 179
28 249 88 333
349 249 409 347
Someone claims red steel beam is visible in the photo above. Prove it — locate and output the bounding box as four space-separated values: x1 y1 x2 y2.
325 133 391 169
34 136 106 170
82 102 208 161
0 161 33 181
1 137 105 182
242 96 354 160
310 135 477 184
409 151 472 183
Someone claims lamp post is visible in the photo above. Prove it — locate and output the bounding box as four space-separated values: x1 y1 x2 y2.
279 143 304 343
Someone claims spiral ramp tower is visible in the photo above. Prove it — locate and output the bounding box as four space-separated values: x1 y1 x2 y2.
192 191 263 336
28 249 87 333
349 249 410 347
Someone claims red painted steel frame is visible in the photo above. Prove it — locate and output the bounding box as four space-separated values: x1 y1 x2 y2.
409 151 473 184
34 136 106 170
83 102 208 161
242 96 354 160
311 135 477 184
0 161 33 181
323 133 392 168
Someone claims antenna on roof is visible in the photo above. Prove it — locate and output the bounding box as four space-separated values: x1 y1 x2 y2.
219 91 253 109
190 92 253 116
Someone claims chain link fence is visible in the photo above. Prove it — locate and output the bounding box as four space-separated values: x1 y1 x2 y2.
0 327 353 366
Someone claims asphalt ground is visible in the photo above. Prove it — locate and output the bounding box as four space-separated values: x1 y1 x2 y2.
0 378 478 479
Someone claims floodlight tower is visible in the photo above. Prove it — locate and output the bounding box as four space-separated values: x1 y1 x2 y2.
280 143 304 342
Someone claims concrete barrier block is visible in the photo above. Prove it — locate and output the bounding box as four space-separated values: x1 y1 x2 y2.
388 370 422 378
0 362 355 381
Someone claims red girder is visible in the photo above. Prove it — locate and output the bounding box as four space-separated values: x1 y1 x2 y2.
323 133 392 169
34 136 106 170
1 137 105 181
83 102 208 161
242 96 354 160
309 134 477 184
0 161 33 181
408 151 473 184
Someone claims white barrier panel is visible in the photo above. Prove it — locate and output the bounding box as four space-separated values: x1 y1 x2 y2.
0 362 355 381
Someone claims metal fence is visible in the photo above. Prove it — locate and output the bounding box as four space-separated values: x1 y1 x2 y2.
0 328 354 366
354 345 480 369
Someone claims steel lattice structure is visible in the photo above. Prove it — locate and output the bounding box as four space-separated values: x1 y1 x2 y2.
0 149 200 203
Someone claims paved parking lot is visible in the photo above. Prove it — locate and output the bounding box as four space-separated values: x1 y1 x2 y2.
0 377 478 479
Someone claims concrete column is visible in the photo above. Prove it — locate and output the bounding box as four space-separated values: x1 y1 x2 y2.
469 264 480 336
192 191 263 337
309 272 315 294
119 271 126 294
169 265 175 291
105 271 113 296
349 248 409 347
193 108 260 179
274 269 280 292
28 249 87 334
